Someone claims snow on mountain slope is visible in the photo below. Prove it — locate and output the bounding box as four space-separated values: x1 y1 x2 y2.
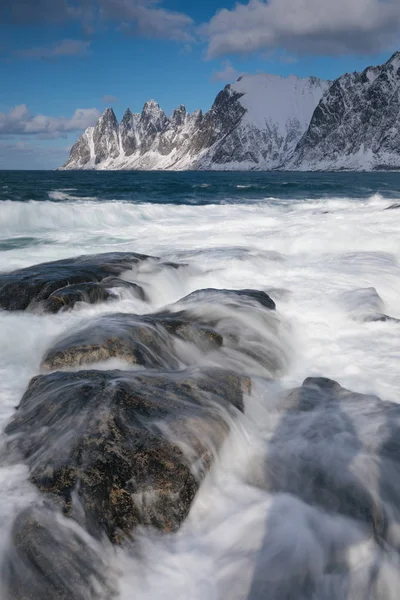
60 74 329 171
197 74 330 170
290 51 400 171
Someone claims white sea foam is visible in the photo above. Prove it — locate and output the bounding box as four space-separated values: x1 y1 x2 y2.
48 190 98 202
1 194 400 598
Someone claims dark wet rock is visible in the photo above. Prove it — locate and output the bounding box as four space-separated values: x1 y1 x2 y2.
385 203 400 210
264 287 291 302
41 312 223 371
2 503 115 600
363 313 400 324
40 279 146 314
42 282 113 314
0 252 179 312
6 368 246 543
250 377 400 543
178 288 276 311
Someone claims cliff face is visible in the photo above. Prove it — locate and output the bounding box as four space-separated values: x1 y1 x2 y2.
290 52 400 171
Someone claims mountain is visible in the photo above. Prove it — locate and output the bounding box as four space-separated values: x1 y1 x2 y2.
60 53 400 172
60 74 329 171
290 52 400 171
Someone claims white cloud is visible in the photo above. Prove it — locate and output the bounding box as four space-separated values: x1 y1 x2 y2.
15 39 91 59
0 105 100 138
204 0 400 58
116 1 194 42
211 60 245 82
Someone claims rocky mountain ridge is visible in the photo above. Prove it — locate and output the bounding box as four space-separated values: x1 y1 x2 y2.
61 52 400 171
61 74 329 171
289 51 400 171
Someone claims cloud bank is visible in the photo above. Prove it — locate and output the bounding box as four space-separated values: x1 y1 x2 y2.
0 105 100 138
204 0 400 58
1 0 194 43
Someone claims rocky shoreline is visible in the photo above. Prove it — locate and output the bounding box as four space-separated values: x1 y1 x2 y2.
1 251 400 599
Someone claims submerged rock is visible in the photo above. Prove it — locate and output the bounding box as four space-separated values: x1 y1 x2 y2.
177 288 276 311
41 287 285 376
339 287 385 316
339 288 400 324
363 313 400 324
250 377 400 544
2 503 115 600
41 312 223 371
165 288 286 376
0 252 180 312
6 368 246 543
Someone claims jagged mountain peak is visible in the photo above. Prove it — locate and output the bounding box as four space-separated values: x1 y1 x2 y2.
171 105 187 127
100 107 117 121
142 99 164 114
386 50 400 66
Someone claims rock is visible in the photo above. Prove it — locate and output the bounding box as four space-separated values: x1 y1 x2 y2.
165 288 286 376
41 287 284 376
250 377 400 543
2 503 115 600
338 288 400 324
41 312 223 371
6 368 246 543
362 313 400 324
41 279 146 314
339 287 385 317
0 252 179 312
178 288 276 311
264 287 291 302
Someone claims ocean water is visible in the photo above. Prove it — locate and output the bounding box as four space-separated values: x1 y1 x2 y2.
1 170 400 599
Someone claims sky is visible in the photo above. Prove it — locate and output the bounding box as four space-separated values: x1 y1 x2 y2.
1 0 400 169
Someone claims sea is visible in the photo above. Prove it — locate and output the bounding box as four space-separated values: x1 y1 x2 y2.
1 169 400 599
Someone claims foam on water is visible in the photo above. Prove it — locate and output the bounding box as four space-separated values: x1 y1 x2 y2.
1 190 400 598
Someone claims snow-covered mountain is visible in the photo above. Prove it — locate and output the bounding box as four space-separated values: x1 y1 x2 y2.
61 74 329 171
61 52 400 172
290 52 400 171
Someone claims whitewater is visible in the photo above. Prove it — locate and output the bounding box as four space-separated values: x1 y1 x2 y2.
1 175 400 599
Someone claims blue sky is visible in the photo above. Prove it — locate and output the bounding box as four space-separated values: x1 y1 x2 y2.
1 0 399 169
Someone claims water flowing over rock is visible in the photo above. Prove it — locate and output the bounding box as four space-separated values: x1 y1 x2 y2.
6 368 246 543
250 377 400 542
2 504 116 600
40 288 284 377
0 252 181 312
